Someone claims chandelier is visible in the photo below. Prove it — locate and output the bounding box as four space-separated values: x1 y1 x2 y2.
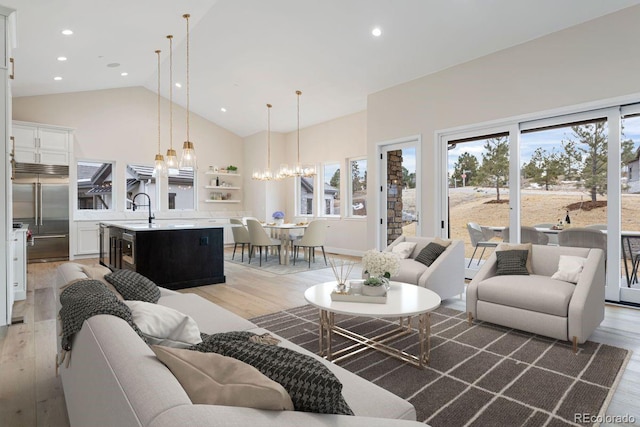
252 103 279 181
278 90 316 178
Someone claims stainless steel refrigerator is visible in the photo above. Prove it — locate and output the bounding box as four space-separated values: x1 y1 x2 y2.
12 163 70 262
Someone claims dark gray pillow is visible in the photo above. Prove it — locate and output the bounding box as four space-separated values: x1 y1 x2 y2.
415 242 447 267
495 250 530 276
104 270 161 303
191 333 353 416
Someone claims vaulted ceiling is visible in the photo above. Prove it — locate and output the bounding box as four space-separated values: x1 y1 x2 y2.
5 0 640 137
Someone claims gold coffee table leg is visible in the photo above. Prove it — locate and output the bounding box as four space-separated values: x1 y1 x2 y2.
418 312 431 367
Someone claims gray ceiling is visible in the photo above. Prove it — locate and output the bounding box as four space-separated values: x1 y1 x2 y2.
5 0 640 137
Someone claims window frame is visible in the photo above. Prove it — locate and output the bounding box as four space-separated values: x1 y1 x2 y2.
74 159 115 212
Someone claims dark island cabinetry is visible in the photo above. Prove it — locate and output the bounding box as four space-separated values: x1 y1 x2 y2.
100 224 225 289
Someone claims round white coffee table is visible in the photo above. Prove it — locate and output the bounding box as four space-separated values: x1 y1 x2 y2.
304 281 441 368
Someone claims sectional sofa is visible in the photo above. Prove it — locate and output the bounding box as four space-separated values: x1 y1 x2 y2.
55 262 424 427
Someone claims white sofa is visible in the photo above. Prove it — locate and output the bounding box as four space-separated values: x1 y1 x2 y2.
467 244 605 350
383 236 465 300
55 263 423 427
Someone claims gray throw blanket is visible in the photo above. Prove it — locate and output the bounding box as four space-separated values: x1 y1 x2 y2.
59 279 146 351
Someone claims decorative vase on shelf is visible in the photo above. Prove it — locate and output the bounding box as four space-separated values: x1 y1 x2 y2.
275 218 284 225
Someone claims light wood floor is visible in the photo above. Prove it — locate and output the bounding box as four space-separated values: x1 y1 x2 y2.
1 250 639 426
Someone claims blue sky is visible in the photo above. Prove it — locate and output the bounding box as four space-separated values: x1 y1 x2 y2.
447 116 640 176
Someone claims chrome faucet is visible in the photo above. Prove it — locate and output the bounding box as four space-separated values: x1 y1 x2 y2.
132 193 154 224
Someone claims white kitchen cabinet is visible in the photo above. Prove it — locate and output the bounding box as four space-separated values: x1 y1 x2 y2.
13 121 71 165
76 221 100 256
11 228 27 301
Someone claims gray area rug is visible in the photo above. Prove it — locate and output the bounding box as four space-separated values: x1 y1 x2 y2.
251 305 631 426
224 251 334 275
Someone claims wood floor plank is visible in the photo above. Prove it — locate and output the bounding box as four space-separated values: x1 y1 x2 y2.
0 356 37 426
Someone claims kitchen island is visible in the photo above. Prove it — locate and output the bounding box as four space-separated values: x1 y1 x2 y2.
99 221 229 290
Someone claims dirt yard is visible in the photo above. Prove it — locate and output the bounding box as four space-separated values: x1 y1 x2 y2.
446 187 640 260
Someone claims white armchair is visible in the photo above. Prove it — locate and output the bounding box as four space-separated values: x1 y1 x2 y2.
467 244 605 351
382 236 465 300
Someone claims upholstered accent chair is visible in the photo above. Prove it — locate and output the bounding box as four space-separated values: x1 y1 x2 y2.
382 236 465 300
467 244 605 352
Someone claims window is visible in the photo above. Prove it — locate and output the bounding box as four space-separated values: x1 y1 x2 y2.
349 157 367 217
167 169 195 210
322 162 340 216
298 176 315 216
125 164 157 211
76 161 113 210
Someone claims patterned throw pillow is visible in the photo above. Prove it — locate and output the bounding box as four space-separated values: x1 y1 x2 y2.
415 242 447 267
104 269 161 303
191 333 354 415
495 250 530 276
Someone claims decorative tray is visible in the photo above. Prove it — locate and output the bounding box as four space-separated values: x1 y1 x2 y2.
330 288 387 304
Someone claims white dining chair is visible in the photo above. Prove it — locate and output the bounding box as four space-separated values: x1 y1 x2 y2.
230 218 250 262
246 219 281 266
292 220 328 268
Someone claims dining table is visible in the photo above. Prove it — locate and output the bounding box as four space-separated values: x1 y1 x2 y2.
262 222 309 265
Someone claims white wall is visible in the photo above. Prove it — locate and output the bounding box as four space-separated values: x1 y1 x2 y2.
282 111 368 255
13 86 245 219
366 5 640 249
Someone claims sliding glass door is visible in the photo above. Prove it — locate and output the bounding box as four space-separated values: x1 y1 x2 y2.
440 104 640 303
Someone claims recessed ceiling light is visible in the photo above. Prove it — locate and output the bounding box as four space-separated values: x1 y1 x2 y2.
57 56 67 61
54 76 62 81
121 72 128 76
106 62 120 68
220 107 227 113
372 27 382 37
175 82 182 88
61 29 73 36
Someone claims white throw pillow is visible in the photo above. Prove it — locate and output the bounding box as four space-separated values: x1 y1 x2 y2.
551 255 587 284
124 301 203 348
391 242 417 259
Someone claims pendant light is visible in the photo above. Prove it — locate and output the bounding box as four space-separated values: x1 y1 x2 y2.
179 13 197 170
165 35 179 176
279 90 316 178
152 49 167 177
252 104 277 181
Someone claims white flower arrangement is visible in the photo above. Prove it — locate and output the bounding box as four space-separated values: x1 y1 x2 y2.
362 250 400 284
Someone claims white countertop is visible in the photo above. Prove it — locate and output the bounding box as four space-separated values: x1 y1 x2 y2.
100 220 235 232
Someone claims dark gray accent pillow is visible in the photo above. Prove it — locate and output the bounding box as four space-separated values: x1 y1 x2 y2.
415 242 447 267
191 333 353 416
495 250 530 276
104 269 161 303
